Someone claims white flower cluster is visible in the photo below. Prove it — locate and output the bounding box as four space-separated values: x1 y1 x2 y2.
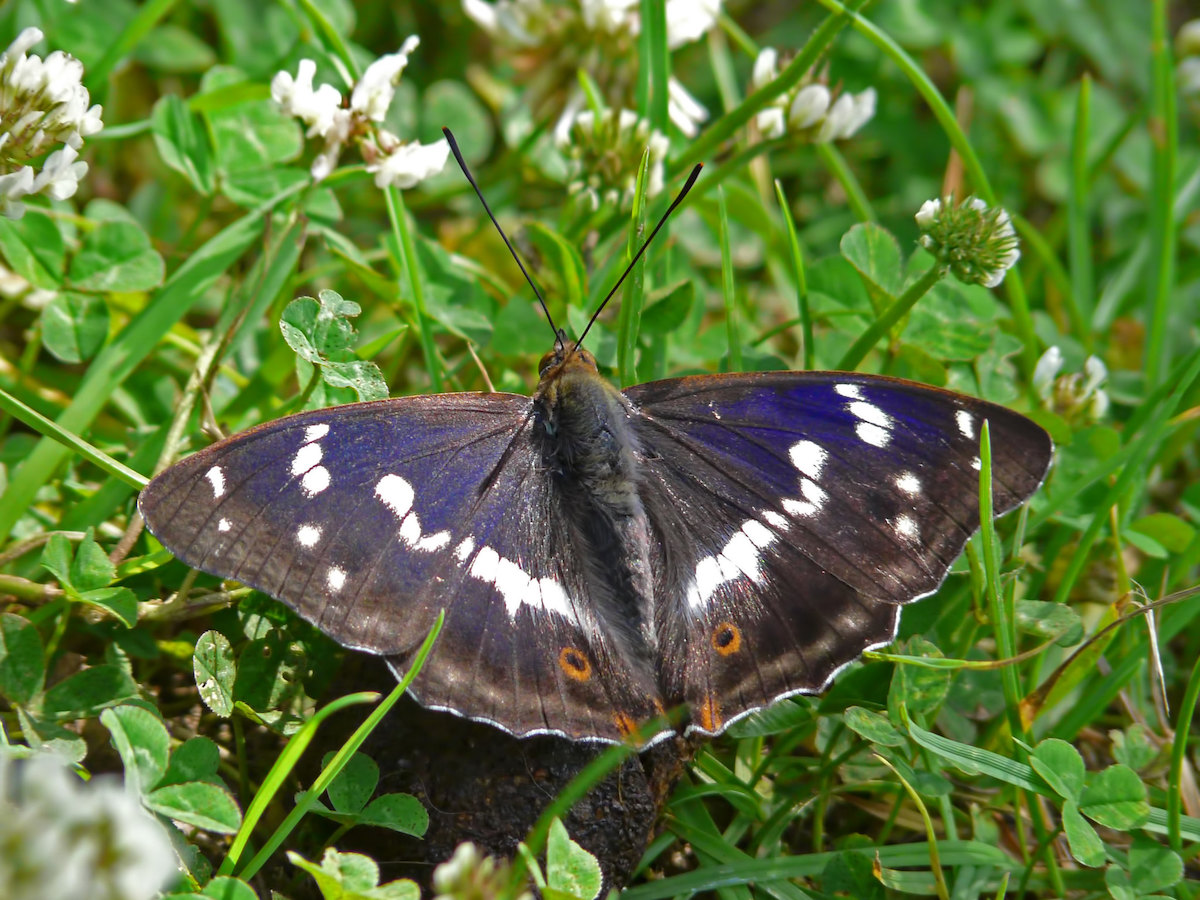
557 107 669 210
1177 20 1200 99
0 753 177 900
432 842 532 900
270 36 449 188
750 48 875 143
915 196 1020 288
462 0 717 138
0 27 103 218
1033 346 1109 422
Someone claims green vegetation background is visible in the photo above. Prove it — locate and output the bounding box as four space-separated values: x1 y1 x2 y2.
0 1 1198 898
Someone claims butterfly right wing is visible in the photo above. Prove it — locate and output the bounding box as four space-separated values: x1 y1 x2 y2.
139 394 665 744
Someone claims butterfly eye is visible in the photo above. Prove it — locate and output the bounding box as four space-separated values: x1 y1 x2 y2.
538 349 558 376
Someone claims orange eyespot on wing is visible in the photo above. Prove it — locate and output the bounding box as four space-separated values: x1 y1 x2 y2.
558 646 593 681
711 621 742 656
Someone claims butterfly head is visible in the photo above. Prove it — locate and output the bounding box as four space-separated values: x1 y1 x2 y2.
538 333 599 383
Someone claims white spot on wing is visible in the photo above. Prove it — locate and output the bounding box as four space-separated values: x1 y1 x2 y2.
685 517 782 610
789 440 827 479
217 518 231 532
856 422 890 447
301 465 330 496
971 456 982 471
894 514 919 540
800 477 827 507
416 530 451 552
762 510 788 530
783 497 817 517
291 442 322 477
956 409 975 439
296 524 321 547
326 566 346 592
849 400 891 429
835 383 863 399
895 472 921 495
304 423 329 443
467 545 577 622
455 536 475 562
375 474 414 518
205 466 225 498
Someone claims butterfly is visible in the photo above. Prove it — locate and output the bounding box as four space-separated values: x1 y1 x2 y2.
139 135 1053 748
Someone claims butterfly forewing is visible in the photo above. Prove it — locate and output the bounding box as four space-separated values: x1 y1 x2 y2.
626 372 1052 736
139 394 666 744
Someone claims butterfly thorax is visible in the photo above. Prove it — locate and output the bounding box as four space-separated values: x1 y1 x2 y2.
535 346 658 656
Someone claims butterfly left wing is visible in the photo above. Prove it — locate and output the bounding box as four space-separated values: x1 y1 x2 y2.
625 372 1052 736
139 395 666 743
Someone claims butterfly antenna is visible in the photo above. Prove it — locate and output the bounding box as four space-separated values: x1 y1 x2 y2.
442 127 559 341
575 163 703 350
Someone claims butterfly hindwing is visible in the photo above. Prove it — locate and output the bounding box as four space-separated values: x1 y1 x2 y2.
625 372 1052 735
138 394 664 743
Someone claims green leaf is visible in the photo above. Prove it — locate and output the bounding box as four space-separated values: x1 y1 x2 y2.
0 210 66 288
840 222 903 297
358 793 429 836
1030 738 1086 800
1128 512 1196 554
162 736 223 786
325 751 380 815
39 532 75 589
821 849 885 900
1111 724 1158 771
193 630 236 718
151 93 216 194
145 781 242 833
1015 599 1084 646
842 705 906 747
544 818 602 900
1080 764 1150 830
77 586 139 628
70 529 116 591
42 664 140 720
1127 834 1183 894
40 292 109 363
0 613 46 705
280 291 388 403
288 848 420 900
640 281 695 336
1061 799 1105 867
493 297 553 357
135 24 219 74
68 220 165 292
101 704 169 793
888 637 950 719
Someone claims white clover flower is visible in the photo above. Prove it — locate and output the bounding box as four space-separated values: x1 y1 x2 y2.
433 842 532 900
668 76 708 137
350 36 420 121
915 195 1020 288
366 133 450 189
1176 19 1200 57
748 47 874 144
1033 345 1064 398
32 144 87 200
1033 346 1109 421
272 39 440 189
788 83 831 130
558 107 668 209
0 753 177 900
0 27 102 218
665 0 722 48
581 0 639 34
271 59 344 139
